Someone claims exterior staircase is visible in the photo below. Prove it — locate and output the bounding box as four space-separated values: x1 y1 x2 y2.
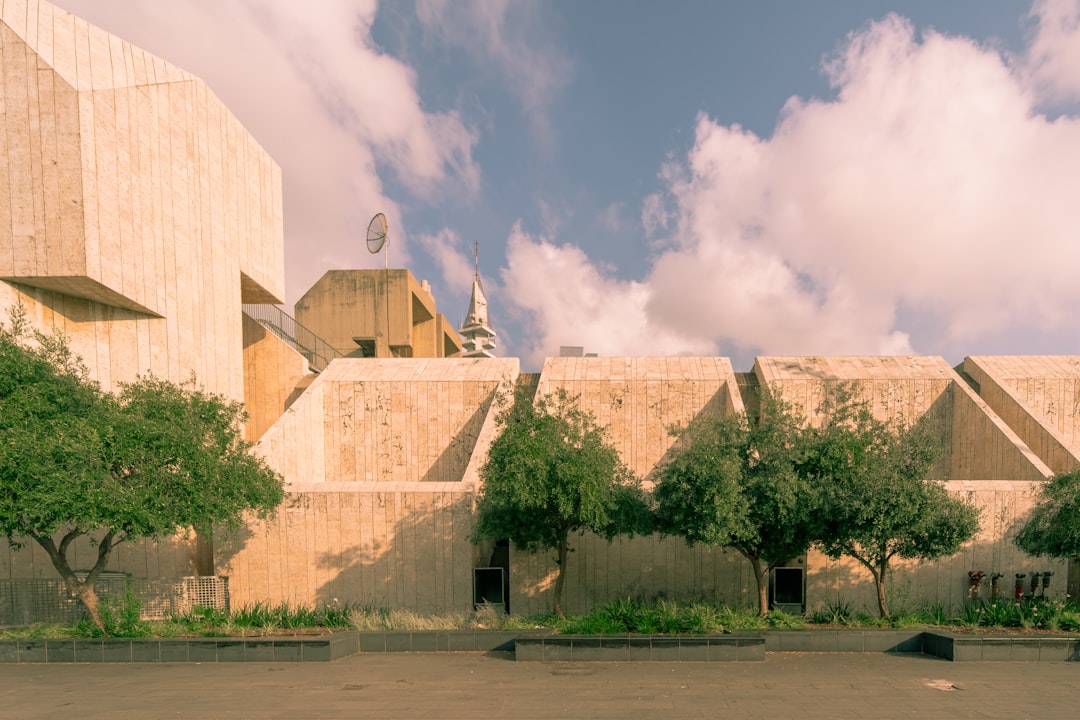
242 304 342 373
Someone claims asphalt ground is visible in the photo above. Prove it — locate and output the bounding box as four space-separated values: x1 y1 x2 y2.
1 652 1077 719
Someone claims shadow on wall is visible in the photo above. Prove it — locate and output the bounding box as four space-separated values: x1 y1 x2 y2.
421 403 489 483
643 387 731 486
307 490 478 614
806 504 1069 618
508 387 750 616
210 522 255 579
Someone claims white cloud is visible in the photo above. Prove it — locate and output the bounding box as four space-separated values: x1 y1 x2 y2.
54 0 479 304
1023 0 1080 104
647 12 1080 358
500 224 716 367
502 6 1080 364
417 229 476 296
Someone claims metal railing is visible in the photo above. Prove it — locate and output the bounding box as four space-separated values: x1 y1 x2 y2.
242 304 342 372
0 576 230 625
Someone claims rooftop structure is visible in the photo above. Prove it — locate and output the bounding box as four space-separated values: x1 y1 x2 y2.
459 243 497 358
294 269 462 360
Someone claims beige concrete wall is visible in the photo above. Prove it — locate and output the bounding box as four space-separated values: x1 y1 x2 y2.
807 482 1069 614
216 484 478 611
754 356 1050 482
1 1 284 401
436 313 463 358
511 535 755 616
511 357 745 615
0 1 285 586
255 358 519 484
294 270 457 360
511 357 1058 616
242 313 313 442
1 532 201 581
947 378 1051 481
535 357 743 483
963 356 1080 474
220 359 519 607
755 356 954 426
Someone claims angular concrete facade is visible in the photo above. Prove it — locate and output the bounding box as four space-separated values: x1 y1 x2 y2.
219 358 518 609
1 0 284 400
4 3 1077 618
962 356 1080 475
295 269 462 360
511 357 749 615
756 356 1061 614
1 0 284 582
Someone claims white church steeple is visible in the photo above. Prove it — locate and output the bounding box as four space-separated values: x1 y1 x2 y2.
459 242 497 358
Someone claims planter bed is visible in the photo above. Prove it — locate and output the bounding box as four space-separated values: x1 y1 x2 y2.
0 632 359 664
2 629 1078 663
921 630 1080 662
513 632 765 662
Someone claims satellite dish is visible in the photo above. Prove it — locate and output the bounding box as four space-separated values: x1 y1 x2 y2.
366 212 388 267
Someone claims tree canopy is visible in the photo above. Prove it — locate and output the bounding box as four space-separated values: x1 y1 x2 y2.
472 385 650 617
0 308 284 632
1014 469 1080 561
810 394 980 619
654 389 820 616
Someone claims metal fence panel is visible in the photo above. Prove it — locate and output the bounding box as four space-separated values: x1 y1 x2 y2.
0 577 230 626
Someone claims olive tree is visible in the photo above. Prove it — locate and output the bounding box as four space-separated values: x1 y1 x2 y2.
654 390 820 616
810 396 980 619
1014 469 1080 562
472 386 650 617
0 309 284 632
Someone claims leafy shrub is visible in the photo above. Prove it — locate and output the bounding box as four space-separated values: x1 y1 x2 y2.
76 587 150 638
917 601 953 627
810 597 855 625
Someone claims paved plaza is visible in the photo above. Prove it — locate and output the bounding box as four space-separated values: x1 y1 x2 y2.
1 652 1077 719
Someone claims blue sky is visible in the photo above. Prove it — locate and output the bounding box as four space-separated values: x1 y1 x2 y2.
55 1 1080 370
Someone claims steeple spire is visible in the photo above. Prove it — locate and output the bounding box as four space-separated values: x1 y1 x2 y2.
459 242 497 358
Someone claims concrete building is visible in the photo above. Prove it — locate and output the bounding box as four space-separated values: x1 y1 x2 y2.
3 2 1077 618
1 0 285 579
295 269 462 360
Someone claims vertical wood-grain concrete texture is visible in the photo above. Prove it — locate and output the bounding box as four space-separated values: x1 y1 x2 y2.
754 356 1059 614
962 356 1080 474
962 356 1080 598
805 480 1066 614
755 356 1050 482
241 313 313 442
219 358 519 608
0 528 203 582
294 270 462 360
1 0 284 399
511 357 752 616
0 1 285 581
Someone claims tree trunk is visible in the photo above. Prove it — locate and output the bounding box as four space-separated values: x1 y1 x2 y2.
872 563 890 620
748 555 769 617
553 535 569 619
34 529 118 634
71 580 106 633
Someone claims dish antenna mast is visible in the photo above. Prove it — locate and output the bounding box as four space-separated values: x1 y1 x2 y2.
366 212 389 268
